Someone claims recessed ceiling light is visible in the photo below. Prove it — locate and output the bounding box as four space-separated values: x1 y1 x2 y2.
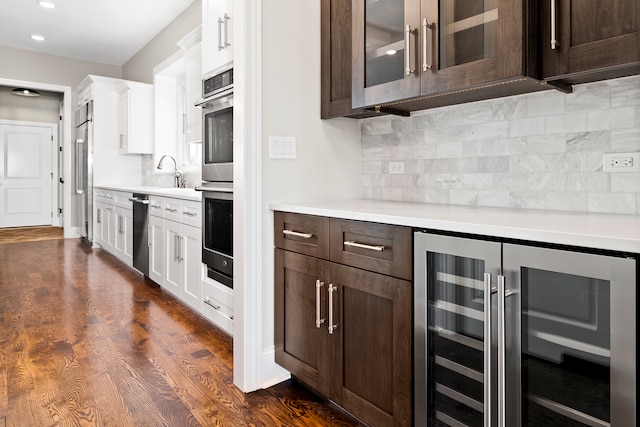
386 49 397 55
30 34 46 41
11 88 41 97
38 1 56 8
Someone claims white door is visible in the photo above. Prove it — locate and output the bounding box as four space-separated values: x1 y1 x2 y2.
0 124 53 228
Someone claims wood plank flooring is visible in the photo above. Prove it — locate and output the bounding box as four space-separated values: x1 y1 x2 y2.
0 239 364 426
0 226 64 244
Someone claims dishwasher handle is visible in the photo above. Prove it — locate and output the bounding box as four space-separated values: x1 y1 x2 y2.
129 197 150 205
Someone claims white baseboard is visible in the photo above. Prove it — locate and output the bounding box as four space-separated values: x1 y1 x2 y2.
65 226 81 239
260 346 290 389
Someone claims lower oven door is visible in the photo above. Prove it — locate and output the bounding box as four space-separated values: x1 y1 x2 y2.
201 189 233 288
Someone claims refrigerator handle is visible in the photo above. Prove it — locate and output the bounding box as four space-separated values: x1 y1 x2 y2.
75 138 85 194
498 275 517 427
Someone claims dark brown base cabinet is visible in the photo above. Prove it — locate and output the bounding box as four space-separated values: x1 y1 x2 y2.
274 212 412 427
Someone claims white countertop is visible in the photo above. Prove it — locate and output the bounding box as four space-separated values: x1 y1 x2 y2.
270 199 640 254
95 185 201 201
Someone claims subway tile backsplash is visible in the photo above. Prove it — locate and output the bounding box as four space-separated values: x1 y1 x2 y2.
360 75 640 215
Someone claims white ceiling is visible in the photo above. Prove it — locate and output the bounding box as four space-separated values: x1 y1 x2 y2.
0 0 197 66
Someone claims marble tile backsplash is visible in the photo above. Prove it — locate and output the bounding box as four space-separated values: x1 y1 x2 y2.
360 75 640 215
141 154 202 189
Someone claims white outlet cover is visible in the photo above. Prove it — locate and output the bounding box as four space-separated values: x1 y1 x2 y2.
269 136 296 159
603 152 640 172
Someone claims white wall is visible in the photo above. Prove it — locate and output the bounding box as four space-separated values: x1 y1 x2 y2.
122 0 202 84
257 0 361 386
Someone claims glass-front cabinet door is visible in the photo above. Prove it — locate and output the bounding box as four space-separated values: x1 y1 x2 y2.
504 244 636 427
352 0 526 109
414 233 502 426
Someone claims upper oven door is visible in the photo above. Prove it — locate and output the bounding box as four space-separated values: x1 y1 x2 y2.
201 90 233 182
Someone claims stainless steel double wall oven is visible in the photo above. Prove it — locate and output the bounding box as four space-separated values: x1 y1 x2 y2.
196 66 234 288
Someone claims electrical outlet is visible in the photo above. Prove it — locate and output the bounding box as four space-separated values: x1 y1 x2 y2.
389 161 405 175
603 152 640 172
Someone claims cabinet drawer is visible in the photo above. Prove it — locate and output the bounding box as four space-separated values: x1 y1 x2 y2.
329 218 412 280
202 277 233 335
274 211 330 259
113 191 132 208
164 198 181 222
149 196 165 218
180 200 201 228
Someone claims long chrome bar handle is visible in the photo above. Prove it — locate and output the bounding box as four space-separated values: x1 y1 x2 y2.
422 18 434 71
497 274 506 427
344 241 384 252
223 13 231 48
551 0 558 49
283 229 313 239
148 226 152 247
174 235 179 261
178 236 184 262
328 284 338 334
218 17 224 50
484 273 493 427
316 280 326 328
405 25 416 76
75 139 85 195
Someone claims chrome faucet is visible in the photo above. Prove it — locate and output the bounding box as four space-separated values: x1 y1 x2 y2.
156 155 185 188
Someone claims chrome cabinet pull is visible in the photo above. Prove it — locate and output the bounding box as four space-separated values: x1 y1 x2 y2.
405 24 416 75
484 273 498 427
204 300 221 310
497 275 517 427
422 18 434 71
316 280 325 328
183 211 198 217
75 139 84 194
223 13 231 48
118 215 123 234
551 0 558 49
148 226 152 247
217 17 224 50
174 235 179 261
178 236 183 262
151 204 161 209
166 207 178 213
344 241 385 252
282 229 313 239
328 284 338 335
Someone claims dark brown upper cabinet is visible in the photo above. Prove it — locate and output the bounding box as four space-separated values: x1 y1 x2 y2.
350 0 548 114
541 0 640 85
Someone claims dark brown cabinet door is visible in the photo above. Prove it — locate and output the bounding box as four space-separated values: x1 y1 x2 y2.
352 0 532 109
274 249 333 396
541 0 640 81
331 262 412 427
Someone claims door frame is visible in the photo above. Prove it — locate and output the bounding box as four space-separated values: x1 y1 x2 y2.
0 119 58 227
0 78 73 236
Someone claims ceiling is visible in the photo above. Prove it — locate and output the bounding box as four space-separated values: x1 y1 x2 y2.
0 0 197 66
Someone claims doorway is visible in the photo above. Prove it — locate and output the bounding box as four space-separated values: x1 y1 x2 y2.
0 122 56 228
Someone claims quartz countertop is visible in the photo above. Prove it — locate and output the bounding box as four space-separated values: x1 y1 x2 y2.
94 185 201 201
270 199 640 254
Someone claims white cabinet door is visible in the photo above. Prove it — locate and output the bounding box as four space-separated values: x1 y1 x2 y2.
104 204 116 252
181 223 202 310
117 89 129 153
148 215 165 286
202 0 233 75
117 82 153 154
185 42 202 144
94 201 107 246
118 207 133 264
164 219 183 298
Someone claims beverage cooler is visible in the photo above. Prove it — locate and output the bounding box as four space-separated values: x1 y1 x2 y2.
414 231 636 427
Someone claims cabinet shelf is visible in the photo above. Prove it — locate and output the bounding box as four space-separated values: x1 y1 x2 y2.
443 9 498 35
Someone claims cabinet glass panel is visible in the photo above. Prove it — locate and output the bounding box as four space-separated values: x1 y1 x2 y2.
439 0 498 69
427 252 486 427
521 268 611 426
365 0 405 87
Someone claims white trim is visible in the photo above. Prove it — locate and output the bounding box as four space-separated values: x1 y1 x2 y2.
231 0 264 392
260 346 291 389
0 82 72 234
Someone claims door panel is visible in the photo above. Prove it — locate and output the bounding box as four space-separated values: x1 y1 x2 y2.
0 124 53 227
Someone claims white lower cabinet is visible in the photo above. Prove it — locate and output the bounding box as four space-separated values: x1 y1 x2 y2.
148 214 165 285
201 275 233 335
148 196 203 314
93 189 131 266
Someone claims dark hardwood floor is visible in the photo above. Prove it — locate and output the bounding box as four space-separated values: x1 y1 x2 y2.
0 239 364 426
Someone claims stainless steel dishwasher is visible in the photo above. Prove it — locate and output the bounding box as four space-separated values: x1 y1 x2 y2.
129 193 149 276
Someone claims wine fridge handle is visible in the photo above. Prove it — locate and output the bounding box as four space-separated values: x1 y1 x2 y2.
484 273 494 427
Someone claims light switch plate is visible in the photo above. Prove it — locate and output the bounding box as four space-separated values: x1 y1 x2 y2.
269 136 296 159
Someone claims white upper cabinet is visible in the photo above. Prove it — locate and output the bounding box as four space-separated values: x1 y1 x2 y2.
202 0 233 76
177 27 203 145
116 81 154 154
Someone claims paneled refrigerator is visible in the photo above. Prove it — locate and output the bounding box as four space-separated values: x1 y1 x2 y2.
414 231 636 426
75 101 93 242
